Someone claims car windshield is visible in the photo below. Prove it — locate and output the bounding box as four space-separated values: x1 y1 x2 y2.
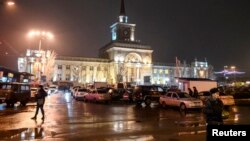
177 92 190 98
97 89 107 94
78 89 87 92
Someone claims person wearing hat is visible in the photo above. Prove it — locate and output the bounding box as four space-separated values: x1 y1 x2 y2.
31 85 48 120
203 88 224 125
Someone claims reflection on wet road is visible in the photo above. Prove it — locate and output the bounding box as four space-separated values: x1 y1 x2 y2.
0 91 249 141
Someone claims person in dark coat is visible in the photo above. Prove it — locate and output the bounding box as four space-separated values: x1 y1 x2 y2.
31 85 47 120
193 86 198 98
188 88 193 97
204 88 224 125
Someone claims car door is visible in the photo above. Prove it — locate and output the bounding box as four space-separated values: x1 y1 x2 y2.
163 92 173 106
171 93 180 107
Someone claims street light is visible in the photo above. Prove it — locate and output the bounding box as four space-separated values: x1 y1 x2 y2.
28 30 54 50
0 0 15 6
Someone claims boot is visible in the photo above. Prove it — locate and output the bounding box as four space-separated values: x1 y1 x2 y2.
31 116 37 120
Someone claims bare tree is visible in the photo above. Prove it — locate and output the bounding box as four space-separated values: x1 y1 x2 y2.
43 50 57 83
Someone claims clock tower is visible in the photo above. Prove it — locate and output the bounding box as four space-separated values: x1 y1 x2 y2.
110 0 135 42
100 0 153 84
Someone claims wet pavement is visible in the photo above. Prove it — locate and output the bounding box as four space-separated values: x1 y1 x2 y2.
0 92 249 141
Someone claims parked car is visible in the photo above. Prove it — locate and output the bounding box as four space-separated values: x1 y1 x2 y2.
132 85 165 106
233 92 250 105
108 88 124 101
122 88 133 102
47 85 57 95
74 88 89 101
71 86 81 97
0 82 31 107
159 91 203 111
84 88 111 103
198 90 235 107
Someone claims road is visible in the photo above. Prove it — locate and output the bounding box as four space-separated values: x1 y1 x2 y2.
0 92 249 141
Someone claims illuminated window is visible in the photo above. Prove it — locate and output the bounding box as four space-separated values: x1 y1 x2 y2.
66 74 70 81
154 69 157 73
57 74 62 80
199 70 205 78
165 69 169 74
159 69 163 74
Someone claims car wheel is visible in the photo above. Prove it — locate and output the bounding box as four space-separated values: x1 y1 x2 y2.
180 103 186 111
83 97 87 102
20 100 27 106
161 102 167 108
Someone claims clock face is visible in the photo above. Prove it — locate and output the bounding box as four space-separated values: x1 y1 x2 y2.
123 29 130 37
124 30 128 35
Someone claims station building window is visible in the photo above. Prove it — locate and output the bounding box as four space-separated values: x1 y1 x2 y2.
66 65 70 70
58 65 62 69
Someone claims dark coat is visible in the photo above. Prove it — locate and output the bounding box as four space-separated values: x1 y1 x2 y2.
35 88 47 105
204 97 224 125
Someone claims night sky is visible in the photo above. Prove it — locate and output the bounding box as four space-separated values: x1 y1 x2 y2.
1 0 250 76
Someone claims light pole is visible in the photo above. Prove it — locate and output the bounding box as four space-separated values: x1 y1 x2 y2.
27 30 54 83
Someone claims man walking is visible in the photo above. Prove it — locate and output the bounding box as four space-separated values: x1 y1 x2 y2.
31 85 47 120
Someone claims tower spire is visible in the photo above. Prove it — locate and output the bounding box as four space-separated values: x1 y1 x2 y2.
120 0 126 16
118 0 127 23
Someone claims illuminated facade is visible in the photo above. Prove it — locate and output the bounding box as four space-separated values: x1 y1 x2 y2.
18 0 214 85
52 0 213 85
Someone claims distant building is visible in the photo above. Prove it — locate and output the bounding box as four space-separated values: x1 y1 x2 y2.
18 0 214 85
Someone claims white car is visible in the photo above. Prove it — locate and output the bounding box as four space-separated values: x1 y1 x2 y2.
74 88 89 101
198 91 235 107
160 91 203 111
47 85 58 95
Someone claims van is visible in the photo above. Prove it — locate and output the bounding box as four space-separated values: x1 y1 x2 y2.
0 82 31 107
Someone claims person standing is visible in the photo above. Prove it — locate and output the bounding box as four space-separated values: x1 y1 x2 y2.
204 88 224 125
31 85 47 120
193 86 198 98
188 88 193 97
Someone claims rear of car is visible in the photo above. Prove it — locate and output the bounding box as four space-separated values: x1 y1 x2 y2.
132 85 164 106
95 88 111 103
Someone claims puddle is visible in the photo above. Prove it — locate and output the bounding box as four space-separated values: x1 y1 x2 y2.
0 127 46 140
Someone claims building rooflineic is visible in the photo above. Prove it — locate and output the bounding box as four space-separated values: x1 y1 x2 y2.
17 0 214 86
